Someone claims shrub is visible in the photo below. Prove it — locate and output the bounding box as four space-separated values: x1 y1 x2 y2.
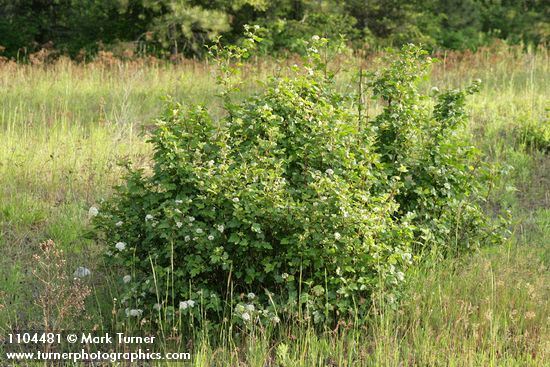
367 46 506 256
93 36 504 327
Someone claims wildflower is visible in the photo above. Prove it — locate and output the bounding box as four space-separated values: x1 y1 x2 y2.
153 303 162 311
115 242 126 251
334 232 341 240
175 208 182 214
175 199 183 205
184 236 191 242
145 214 153 222
73 267 91 278
312 35 320 41
208 160 215 166
176 221 183 228
396 272 405 282
208 235 214 241
196 228 203 234
247 292 255 300
216 224 225 233
187 300 195 308
115 221 123 227
431 86 439 93
246 304 255 312
128 309 142 317
281 273 289 280
179 301 188 310
325 168 334 175
402 253 412 262
187 216 195 222
272 316 280 324
88 206 99 217
123 275 132 283
241 312 251 321
232 197 240 203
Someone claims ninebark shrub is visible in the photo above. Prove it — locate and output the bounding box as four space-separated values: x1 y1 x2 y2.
93 36 506 326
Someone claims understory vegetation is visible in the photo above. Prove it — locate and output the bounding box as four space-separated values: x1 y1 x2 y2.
0 41 548 365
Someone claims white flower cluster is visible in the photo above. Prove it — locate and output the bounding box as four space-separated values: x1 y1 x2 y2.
125 308 143 317
179 299 196 310
88 206 99 217
234 302 280 324
73 266 91 278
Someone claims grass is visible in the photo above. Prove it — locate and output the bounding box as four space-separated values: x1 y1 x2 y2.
0 45 548 365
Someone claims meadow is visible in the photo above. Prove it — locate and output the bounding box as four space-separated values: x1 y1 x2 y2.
0 44 549 366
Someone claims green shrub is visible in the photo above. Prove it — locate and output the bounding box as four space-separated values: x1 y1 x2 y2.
367 46 506 256
93 36 504 327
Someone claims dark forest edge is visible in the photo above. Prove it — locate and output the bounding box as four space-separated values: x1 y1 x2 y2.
1 0 549 61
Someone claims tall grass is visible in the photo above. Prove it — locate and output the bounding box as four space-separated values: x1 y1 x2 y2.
0 45 548 365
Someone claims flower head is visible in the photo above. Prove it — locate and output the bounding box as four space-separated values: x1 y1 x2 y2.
88 206 99 217
145 214 153 222
325 168 334 175
334 232 341 241
396 272 405 282
123 275 132 283
115 221 123 227
128 309 142 317
208 235 214 241
115 242 126 251
73 267 91 278
176 221 183 228
241 312 251 321
216 224 225 233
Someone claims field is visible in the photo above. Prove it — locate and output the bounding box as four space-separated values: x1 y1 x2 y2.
0 45 549 365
